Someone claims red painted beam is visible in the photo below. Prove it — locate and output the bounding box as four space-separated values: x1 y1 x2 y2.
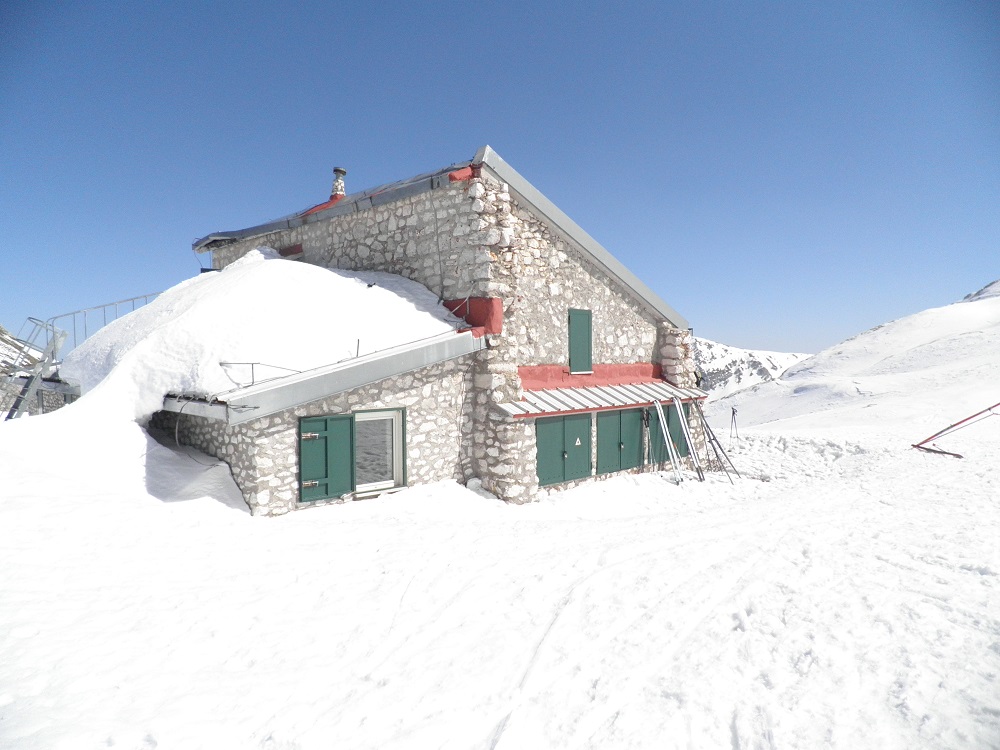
518 363 665 391
444 297 503 334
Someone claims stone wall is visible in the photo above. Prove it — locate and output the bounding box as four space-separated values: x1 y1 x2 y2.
153 358 476 515
0 381 75 417
199 168 706 507
210 183 491 304
466 175 663 369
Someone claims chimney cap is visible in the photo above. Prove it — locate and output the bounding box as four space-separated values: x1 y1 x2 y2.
330 167 347 199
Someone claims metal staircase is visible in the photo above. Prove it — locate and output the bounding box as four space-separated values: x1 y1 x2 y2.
1 318 67 420
2 291 159 420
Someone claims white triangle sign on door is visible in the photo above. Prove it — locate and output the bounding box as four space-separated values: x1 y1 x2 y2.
575 438 581 446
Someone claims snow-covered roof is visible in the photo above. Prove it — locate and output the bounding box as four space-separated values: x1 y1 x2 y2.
59 249 474 423
193 146 690 329
162 328 485 425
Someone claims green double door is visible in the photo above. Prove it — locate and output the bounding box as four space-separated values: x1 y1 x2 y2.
596 409 644 474
536 414 592 486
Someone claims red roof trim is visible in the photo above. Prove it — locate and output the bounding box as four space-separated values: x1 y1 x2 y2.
301 193 345 217
448 166 474 182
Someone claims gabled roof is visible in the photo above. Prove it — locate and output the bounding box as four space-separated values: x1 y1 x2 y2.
193 146 689 329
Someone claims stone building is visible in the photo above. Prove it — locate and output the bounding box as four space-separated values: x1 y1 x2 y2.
155 146 707 515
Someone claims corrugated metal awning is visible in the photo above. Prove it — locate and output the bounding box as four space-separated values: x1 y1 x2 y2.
499 381 707 418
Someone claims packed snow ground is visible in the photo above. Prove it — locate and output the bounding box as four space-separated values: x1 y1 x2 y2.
1 270 998 749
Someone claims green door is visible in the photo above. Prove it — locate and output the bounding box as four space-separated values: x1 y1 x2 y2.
648 405 687 465
563 413 592 481
597 409 643 474
667 403 690 458
620 409 643 470
300 416 353 501
536 414 592 486
596 411 621 474
536 416 565 487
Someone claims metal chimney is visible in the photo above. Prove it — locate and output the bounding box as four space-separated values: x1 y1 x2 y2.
331 167 347 199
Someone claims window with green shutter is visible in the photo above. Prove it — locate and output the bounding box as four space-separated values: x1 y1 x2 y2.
299 409 406 501
568 308 592 373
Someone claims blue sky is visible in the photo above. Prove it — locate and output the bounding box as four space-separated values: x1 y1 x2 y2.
1 1 996 352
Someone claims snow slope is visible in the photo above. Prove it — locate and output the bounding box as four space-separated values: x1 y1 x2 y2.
694 337 809 399
706 290 1000 440
1 278 998 749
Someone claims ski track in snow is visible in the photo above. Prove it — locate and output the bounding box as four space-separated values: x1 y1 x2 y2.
3 431 997 749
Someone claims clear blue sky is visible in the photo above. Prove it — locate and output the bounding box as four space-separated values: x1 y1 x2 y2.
1 1 996 352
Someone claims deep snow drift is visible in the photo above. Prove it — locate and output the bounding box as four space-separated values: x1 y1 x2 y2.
1 274 998 749
59 248 462 421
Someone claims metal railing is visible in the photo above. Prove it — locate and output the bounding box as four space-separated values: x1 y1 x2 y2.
40 292 160 357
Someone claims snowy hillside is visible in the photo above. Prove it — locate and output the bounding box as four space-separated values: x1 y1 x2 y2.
706 285 1000 439
964 278 1000 302
693 337 808 399
1 277 998 749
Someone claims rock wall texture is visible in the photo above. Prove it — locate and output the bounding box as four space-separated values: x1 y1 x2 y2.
153 359 476 515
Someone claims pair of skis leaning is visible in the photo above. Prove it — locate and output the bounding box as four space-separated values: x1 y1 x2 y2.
651 399 739 485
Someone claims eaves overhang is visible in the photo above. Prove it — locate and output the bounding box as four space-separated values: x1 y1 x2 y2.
499 380 707 419
161 329 486 426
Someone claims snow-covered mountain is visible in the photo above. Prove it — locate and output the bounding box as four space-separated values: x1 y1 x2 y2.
705 281 1000 438
1 277 999 749
964 278 1000 302
693 337 808 399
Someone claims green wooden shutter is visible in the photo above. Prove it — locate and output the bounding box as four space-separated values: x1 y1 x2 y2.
568 309 592 373
563 413 592 481
300 416 353 501
596 411 621 474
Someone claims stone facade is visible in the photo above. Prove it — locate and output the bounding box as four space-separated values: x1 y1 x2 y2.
153 359 474 516
190 164 705 513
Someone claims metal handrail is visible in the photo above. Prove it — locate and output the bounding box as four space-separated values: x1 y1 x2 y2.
42 292 160 356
